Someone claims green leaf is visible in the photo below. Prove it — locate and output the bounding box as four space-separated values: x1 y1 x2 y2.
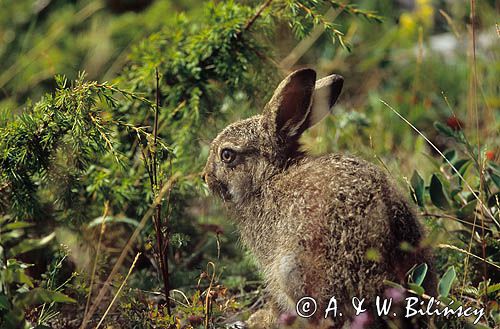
450 188 462 199
487 192 499 208
6 258 33 269
14 288 76 309
411 263 428 286
443 149 457 163
0 294 9 310
460 285 479 297
383 280 405 290
438 266 456 298
2 221 33 231
410 171 425 207
438 295 451 304
452 159 470 175
12 269 34 288
422 153 441 170
490 172 500 189
438 296 462 311
487 283 500 294
458 160 472 178
0 229 24 243
488 161 500 173
408 283 425 296
429 174 450 210
434 121 456 138
457 200 477 219
7 232 55 257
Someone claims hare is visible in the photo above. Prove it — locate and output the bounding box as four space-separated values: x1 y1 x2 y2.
203 69 434 328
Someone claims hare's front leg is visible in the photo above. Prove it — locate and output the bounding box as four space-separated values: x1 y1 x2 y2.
244 255 297 329
268 253 305 310
246 251 341 329
270 252 343 328
245 300 335 329
246 307 278 329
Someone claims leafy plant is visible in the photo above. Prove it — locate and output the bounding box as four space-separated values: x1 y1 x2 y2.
0 216 75 328
405 117 500 327
1 0 497 327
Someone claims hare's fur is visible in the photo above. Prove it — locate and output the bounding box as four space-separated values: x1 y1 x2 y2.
203 69 433 328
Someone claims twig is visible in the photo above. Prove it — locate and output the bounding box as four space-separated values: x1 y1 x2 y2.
95 252 141 329
280 7 341 70
170 289 191 307
438 244 499 270
243 0 273 32
380 100 499 228
80 202 109 329
82 174 180 329
151 68 171 315
204 262 217 329
469 0 488 301
420 212 493 232
438 10 460 38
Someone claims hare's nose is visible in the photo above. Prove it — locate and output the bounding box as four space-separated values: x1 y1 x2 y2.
200 171 207 183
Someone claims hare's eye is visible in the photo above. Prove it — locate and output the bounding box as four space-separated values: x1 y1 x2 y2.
220 148 236 164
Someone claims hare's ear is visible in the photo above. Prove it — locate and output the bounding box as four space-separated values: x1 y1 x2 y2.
298 74 343 133
262 68 317 140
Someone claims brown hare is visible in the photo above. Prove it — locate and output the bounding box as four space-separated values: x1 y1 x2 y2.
203 69 434 328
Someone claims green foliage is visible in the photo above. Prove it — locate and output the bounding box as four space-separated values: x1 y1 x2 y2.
0 216 75 328
0 0 498 327
0 73 148 218
429 174 451 210
284 0 381 50
118 1 267 163
411 171 425 208
0 0 175 112
1 0 383 326
438 266 457 298
402 117 500 327
411 263 428 287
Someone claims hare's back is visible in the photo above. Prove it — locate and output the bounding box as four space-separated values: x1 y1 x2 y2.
278 154 395 216
272 154 422 298
272 154 421 244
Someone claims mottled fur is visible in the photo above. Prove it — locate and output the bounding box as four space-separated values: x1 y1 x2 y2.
203 69 434 328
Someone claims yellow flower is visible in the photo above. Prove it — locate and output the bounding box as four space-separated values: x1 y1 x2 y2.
417 5 434 26
400 12 416 34
399 0 434 37
416 0 432 6
416 0 434 27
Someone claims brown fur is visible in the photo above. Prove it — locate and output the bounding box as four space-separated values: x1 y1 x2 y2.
203 69 434 328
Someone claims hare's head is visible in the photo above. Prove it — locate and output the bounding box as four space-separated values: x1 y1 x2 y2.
203 69 343 205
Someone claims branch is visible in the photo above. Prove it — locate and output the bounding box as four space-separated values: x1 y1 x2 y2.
243 0 273 32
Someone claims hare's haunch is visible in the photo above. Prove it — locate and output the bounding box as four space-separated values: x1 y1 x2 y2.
203 69 434 328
